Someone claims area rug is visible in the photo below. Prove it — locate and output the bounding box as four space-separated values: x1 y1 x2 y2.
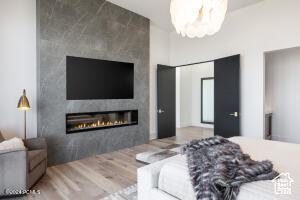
136 144 182 164
101 184 137 200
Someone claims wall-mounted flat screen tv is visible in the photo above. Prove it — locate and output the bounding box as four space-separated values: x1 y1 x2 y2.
66 56 134 100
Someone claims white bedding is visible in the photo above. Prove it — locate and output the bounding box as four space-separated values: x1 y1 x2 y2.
158 154 300 200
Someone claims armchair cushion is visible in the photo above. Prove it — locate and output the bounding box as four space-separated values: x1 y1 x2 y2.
28 149 47 171
0 137 25 151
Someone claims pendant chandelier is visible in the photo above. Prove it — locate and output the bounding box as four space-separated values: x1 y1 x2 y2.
170 0 228 38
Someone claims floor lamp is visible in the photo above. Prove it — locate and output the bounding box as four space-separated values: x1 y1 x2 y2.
17 89 31 140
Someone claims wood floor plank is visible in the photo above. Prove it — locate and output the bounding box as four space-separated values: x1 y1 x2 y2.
98 160 137 182
46 168 73 196
100 154 138 174
58 163 108 198
29 175 61 200
110 151 144 167
149 140 174 148
96 163 135 187
130 144 158 153
39 174 69 200
70 160 123 193
51 166 81 191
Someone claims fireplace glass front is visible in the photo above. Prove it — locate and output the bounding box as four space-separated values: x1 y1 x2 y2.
66 110 138 134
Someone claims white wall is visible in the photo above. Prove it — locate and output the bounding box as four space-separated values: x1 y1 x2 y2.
170 0 300 139
176 67 181 128
201 79 214 123
178 66 192 127
0 0 37 139
150 23 170 139
177 62 214 128
265 47 300 144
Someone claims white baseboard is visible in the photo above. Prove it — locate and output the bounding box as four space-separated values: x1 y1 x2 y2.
179 122 193 128
272 135 300 144
149 131 157 140
178 122 214 129
191 122 214 129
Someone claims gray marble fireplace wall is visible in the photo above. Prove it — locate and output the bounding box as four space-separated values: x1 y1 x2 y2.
37 0 150 166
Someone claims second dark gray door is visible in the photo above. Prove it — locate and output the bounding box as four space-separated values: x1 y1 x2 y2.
214 55 240 138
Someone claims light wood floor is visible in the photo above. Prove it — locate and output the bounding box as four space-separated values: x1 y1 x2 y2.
28 128 211 200
176 126 214 144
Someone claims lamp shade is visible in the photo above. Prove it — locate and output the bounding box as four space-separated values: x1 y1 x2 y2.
17 89 31 111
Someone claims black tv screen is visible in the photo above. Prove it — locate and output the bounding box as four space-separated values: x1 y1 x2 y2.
66 56 134 100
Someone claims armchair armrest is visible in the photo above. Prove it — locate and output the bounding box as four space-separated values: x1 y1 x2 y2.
24 137 47 151
137 155 180 200
0 149 27 196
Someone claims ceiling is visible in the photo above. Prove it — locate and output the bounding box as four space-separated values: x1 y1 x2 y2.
107 0 264 31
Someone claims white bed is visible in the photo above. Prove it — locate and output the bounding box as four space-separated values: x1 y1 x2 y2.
138 137 300 200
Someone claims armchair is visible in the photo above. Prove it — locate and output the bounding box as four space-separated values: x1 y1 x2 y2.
0 131 47 197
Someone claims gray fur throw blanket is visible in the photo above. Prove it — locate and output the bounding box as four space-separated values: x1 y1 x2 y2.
182 136 279 200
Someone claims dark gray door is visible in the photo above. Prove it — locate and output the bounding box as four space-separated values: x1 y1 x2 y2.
214 55 240 138
157 65 176 139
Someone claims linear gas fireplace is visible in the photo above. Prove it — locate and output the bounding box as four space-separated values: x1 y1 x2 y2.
66 110 138 134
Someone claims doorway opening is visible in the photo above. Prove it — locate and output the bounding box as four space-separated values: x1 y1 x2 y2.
175 62 214 142
264 47 300 144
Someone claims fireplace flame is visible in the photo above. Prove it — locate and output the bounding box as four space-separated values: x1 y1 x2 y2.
76 120 129 129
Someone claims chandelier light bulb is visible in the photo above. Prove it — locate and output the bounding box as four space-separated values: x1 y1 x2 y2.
170 0 228 38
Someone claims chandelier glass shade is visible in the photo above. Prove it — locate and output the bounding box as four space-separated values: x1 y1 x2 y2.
170 0 228 38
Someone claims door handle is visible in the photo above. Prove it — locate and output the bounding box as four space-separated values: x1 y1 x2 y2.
158 109 165 114
229 112 239 117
